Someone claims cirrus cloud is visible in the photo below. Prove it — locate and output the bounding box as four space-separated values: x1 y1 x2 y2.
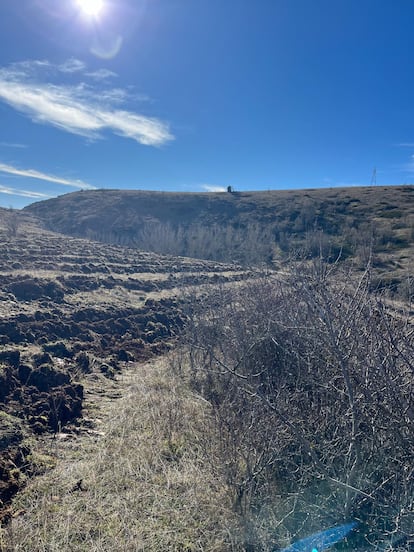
0 163 96 189
0 184 51 199
58 58 86 74
0 61 173 147
0 142 27 149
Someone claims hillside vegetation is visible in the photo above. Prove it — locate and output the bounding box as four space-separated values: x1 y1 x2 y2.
25 187 414 284
1 188 413 551
3 259 414 551
178 263 414 550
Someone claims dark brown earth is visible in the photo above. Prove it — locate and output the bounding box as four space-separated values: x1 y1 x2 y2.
0 211 250 523
0 411 29 525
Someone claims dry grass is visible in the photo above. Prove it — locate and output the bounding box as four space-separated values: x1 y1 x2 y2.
4 358 242 551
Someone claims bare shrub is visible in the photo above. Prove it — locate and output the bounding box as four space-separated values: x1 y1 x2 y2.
4 208 20 238
90 218 276 266
179 262 414 550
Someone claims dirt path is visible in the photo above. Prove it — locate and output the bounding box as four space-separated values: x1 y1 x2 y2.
2 356 241 551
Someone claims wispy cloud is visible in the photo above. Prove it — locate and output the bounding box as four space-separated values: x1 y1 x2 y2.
0 60 173 146
58 58 86 74
202 185 227 192
0 142 27 149
0 184 51 199
86 68 118 80
8 60 51 77
0 163 95 189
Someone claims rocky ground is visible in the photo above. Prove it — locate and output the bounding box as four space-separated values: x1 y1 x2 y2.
0 212 251 524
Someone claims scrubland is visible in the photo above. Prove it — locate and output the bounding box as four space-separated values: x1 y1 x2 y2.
0 187 413 551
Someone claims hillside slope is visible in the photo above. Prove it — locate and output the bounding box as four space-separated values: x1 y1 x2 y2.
2 200 413 550
25 187 414 283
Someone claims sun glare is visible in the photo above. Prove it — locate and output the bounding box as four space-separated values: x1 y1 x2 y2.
77 0 104 17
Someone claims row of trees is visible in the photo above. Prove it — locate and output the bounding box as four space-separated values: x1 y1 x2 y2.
87 220 276 265
85 216 413 301
175 261 414 550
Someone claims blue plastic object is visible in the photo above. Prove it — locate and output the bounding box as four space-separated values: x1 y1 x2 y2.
279 521 357 552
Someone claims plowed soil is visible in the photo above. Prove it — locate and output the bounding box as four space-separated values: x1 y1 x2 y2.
0 213 250 522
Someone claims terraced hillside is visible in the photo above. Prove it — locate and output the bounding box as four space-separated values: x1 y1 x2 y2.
1 205 413 551
0 209 249 523
25 187 414 281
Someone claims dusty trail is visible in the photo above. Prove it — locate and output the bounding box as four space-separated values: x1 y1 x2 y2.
3 355 241 551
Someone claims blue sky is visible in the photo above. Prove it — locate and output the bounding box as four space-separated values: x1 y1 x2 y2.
1 0 414 207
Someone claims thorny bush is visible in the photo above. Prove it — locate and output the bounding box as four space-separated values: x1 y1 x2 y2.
179 261 414 551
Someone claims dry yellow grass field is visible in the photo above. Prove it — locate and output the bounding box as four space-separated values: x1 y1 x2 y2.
4 356 243 551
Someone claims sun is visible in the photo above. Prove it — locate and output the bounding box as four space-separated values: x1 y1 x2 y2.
76 0 104 17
